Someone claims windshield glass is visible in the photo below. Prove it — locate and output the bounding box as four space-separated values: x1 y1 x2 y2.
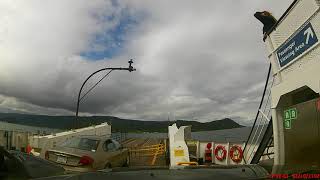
59 137 99 151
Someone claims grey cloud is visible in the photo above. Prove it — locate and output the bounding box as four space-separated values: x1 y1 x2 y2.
0 0 293 124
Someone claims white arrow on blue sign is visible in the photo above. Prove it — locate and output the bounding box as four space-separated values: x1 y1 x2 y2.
304 27 314 45
276 22 318 68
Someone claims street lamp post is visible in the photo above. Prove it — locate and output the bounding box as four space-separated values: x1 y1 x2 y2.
75 60 136 128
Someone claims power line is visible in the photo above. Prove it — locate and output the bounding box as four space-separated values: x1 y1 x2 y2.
79 69 113 103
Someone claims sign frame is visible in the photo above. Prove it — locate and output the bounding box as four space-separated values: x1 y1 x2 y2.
276 21 319 70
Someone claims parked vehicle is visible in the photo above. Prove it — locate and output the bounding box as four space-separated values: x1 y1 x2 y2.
45 136 129 172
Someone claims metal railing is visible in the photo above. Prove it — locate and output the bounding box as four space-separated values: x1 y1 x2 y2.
128 142 166 165
129 143 165 157
243 66 275 164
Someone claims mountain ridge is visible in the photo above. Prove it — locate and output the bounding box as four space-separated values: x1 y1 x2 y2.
0 113 244 133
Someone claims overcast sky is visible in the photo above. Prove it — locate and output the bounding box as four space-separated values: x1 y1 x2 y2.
0 0 292 125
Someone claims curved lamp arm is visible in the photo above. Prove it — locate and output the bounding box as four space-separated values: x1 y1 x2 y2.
74 60 136 128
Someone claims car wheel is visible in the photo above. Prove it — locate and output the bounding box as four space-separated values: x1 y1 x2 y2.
123 156 130 167
104 163 112 169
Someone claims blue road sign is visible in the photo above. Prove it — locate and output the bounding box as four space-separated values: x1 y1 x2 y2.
276 22 318 68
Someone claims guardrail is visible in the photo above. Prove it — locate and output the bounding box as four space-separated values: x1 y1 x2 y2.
129 143 165 157
128 142 166 165
243 75 274 164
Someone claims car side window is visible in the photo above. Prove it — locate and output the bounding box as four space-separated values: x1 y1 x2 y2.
103 139 116 152
111 140 121 150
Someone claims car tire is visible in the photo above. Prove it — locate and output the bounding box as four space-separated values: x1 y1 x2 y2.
104 163 112 169
123 156 130 167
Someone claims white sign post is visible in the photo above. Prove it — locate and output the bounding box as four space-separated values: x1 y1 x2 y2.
168 123 191 168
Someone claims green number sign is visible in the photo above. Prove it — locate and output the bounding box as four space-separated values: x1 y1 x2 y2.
290 109 297 119
284 119 291 129
285 111 290 119
283 108 297 130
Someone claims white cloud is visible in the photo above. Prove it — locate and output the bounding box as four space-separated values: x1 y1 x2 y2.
0 0 293 124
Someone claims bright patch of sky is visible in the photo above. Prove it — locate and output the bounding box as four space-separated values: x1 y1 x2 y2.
81 6 142 60
0 0 293 124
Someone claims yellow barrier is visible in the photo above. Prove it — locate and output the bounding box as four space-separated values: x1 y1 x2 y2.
177 162 198 166
129 146 164 152
128 142 166 165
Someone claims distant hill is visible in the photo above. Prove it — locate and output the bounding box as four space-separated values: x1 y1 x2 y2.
0 113 243 133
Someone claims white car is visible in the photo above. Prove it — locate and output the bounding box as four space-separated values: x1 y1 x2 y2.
45 136 129 172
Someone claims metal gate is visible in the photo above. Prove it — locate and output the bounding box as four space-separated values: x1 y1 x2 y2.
128 142 166 166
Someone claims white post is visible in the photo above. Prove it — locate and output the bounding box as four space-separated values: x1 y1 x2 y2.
168 123 191 168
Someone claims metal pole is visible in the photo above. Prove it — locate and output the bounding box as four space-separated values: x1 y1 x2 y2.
75 60 136 128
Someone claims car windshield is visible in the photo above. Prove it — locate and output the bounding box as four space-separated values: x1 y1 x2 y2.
59 137 99 151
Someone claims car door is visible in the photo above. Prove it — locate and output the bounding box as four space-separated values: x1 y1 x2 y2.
111 140 127 166
101 139 120 168
94 140 110 169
